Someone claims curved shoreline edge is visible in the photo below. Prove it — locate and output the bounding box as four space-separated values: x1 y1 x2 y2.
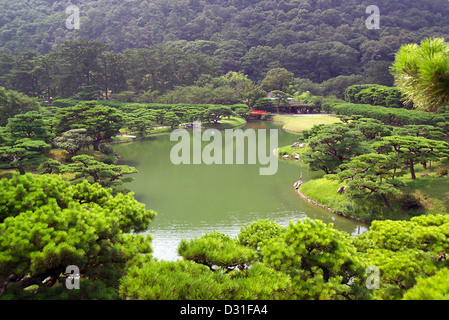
271 119 303 134
296 189 338 214
296 188 370 225
272 114 370 226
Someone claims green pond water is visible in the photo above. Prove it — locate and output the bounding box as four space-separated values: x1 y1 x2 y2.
114 121 369 261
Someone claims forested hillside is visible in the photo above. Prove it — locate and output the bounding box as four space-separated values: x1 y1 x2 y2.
1 0 449 86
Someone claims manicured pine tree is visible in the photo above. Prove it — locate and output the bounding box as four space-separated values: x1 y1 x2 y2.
60 154 137 189
372 136 449 180
338 153 403 207
303 123 371 174
0 173 156 299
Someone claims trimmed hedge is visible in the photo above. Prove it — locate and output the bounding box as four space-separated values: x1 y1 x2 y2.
51 99 80 108
331 103 447 126
51 99 248 113
345 84 411 109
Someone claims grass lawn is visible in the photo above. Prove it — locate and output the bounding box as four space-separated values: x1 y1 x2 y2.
400 161 449 216
273 114 341 133
403 175 449 215
0 168 17 179
119 127 131 134
298 177 354 215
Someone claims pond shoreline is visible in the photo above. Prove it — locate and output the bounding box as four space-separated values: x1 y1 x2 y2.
271 118 303 134
278 146 371 225
272 114 371 226
296 189 370 225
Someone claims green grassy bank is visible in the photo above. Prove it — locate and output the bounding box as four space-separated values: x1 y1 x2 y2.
298 161 449 223
273 114 341 133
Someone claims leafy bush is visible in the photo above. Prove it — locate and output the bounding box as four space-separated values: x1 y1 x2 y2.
103 154 117 165
355 214 449 299
119 259 292 300
52 99 80 108
399 193 423 210
331 103 447 126
178 232 256 271
345 84 411 109
238 220 286 251
437 167 448 177
228 104 249 111
261 219 368 300
403 268 449 300
321 102 339 113
99 143 114 155
0 173 156 298
110 91 138 103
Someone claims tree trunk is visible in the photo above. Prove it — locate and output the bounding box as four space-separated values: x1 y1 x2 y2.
93 172 100 183
93 139 101 151
381 193 391 208
93 132 103 151
392 151 400 179
410 159 416 180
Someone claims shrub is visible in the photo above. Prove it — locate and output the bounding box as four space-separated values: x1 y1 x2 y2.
238 220 285 251
0 170 15 180
345 84 411 109
330 103 446 126
399 193 423 210
99 144 114 155
103 154 118 165
321 102 339 113
437 167 448 177
403 268 449 300
52 99 79 108
110 91 138 103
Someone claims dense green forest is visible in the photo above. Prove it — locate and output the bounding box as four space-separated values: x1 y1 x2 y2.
1 0 449 101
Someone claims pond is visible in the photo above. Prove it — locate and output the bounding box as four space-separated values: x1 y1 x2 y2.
114 121 369 261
